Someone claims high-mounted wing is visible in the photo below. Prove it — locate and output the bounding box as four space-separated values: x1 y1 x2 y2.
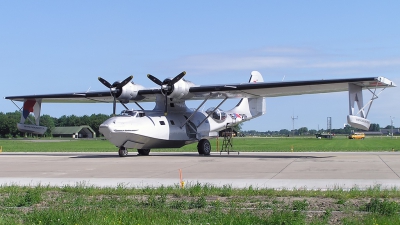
5 72 396 103
187 76 396 99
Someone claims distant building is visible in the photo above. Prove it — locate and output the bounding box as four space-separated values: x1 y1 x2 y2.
52 126 96 138
380 128 400 135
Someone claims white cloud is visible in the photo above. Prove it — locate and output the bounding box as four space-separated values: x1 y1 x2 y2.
182 55 302 71
167 46 400 77
307 58 400 69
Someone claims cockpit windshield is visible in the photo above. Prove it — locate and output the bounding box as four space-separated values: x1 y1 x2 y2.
120 110 146 117
120 110 137 117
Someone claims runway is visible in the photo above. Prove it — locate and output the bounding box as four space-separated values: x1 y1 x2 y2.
1 152 400 190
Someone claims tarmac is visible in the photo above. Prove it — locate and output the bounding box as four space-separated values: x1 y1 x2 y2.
1 151 400 190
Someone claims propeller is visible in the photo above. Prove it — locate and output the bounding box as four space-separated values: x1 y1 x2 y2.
147 71 186 115
98 75 133 116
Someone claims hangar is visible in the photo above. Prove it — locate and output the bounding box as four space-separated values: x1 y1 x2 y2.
52 126 96 138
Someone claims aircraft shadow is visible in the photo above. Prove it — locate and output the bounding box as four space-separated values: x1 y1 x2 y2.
70 153 335 159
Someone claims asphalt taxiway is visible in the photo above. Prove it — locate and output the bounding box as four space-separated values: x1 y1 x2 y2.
1 152 400 190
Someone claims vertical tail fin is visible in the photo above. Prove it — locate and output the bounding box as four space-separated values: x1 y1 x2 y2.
227 71 266 120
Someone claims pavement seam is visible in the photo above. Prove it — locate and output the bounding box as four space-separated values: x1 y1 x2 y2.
270 158 297 179
377 155 400 179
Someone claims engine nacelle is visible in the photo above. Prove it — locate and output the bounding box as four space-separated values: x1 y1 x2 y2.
206 107 227 123
168 79 195 99
116 82 144 103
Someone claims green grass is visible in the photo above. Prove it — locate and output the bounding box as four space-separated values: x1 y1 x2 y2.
1 184 400 224
0 136 399 152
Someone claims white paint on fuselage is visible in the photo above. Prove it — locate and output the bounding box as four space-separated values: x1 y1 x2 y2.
98 108 249 149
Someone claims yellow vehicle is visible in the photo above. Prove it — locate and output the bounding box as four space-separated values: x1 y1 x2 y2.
349 132 365 139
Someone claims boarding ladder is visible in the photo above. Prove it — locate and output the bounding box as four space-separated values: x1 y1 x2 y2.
220 123 239 155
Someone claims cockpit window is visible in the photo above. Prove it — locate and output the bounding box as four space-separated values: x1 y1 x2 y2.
120 110 137 117
120 110 146 117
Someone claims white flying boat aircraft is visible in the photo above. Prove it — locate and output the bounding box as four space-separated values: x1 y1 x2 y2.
5 71 396 157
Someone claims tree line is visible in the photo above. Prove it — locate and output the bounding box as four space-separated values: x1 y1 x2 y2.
0 111 396 138
242 123 396 137
0 111 110 138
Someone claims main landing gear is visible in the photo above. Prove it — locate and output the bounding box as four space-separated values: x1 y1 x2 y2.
197 139 211 156
118 147 128 157
137 149 150 156
118 147 152 157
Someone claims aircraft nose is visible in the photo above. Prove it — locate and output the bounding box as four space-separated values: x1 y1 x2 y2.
99 119 115 139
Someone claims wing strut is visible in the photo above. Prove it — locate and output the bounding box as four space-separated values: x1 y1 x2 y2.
180 94 211 129
134 102 145 111
347 82 390 130
197 97 228 128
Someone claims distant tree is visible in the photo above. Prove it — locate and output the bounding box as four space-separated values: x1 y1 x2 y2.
40 115 56 137
87 114 111 137
1 111 23 137
308 129 317 135
344 124 352 133
369 123 380 131
279 129 290 136
385 125 395 129
298 127 308 135
0 112 6 137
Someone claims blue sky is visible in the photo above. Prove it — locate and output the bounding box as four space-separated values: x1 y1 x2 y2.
1 1 399 131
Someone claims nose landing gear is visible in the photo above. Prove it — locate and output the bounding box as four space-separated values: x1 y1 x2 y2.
118 147 128 157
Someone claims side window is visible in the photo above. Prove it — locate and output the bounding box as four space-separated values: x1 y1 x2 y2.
159 121 165 125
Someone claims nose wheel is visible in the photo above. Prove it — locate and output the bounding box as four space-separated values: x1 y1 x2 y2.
118 147 128 157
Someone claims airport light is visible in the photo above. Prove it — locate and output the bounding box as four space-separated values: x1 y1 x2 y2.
291 114 298 137
391 116 395 139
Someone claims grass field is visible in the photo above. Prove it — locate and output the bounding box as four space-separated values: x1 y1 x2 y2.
0 136 399 153
1 136 400 224
1 184 400 224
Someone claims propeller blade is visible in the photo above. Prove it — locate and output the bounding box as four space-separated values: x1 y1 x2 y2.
170 71 186 85
117 75 134 88
147 74 163 86
164 94 168 116
98 77 112 88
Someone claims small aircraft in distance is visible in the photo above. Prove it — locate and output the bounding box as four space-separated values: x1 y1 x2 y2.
5 71 396 157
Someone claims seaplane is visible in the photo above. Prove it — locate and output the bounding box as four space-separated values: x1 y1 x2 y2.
5 71 396 157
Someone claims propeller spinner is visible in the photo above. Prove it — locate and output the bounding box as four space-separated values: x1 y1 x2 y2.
98 75 133 116
147 71 186 115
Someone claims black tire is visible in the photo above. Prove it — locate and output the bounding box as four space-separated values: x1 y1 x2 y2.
197 139 211 156
137 149 150 156
118 147 128 157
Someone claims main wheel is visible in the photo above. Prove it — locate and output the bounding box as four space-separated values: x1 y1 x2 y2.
197 139 211 156
118 147 128 157
137 149 150 156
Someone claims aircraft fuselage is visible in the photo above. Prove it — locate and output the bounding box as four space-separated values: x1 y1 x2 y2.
99 109 238 149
